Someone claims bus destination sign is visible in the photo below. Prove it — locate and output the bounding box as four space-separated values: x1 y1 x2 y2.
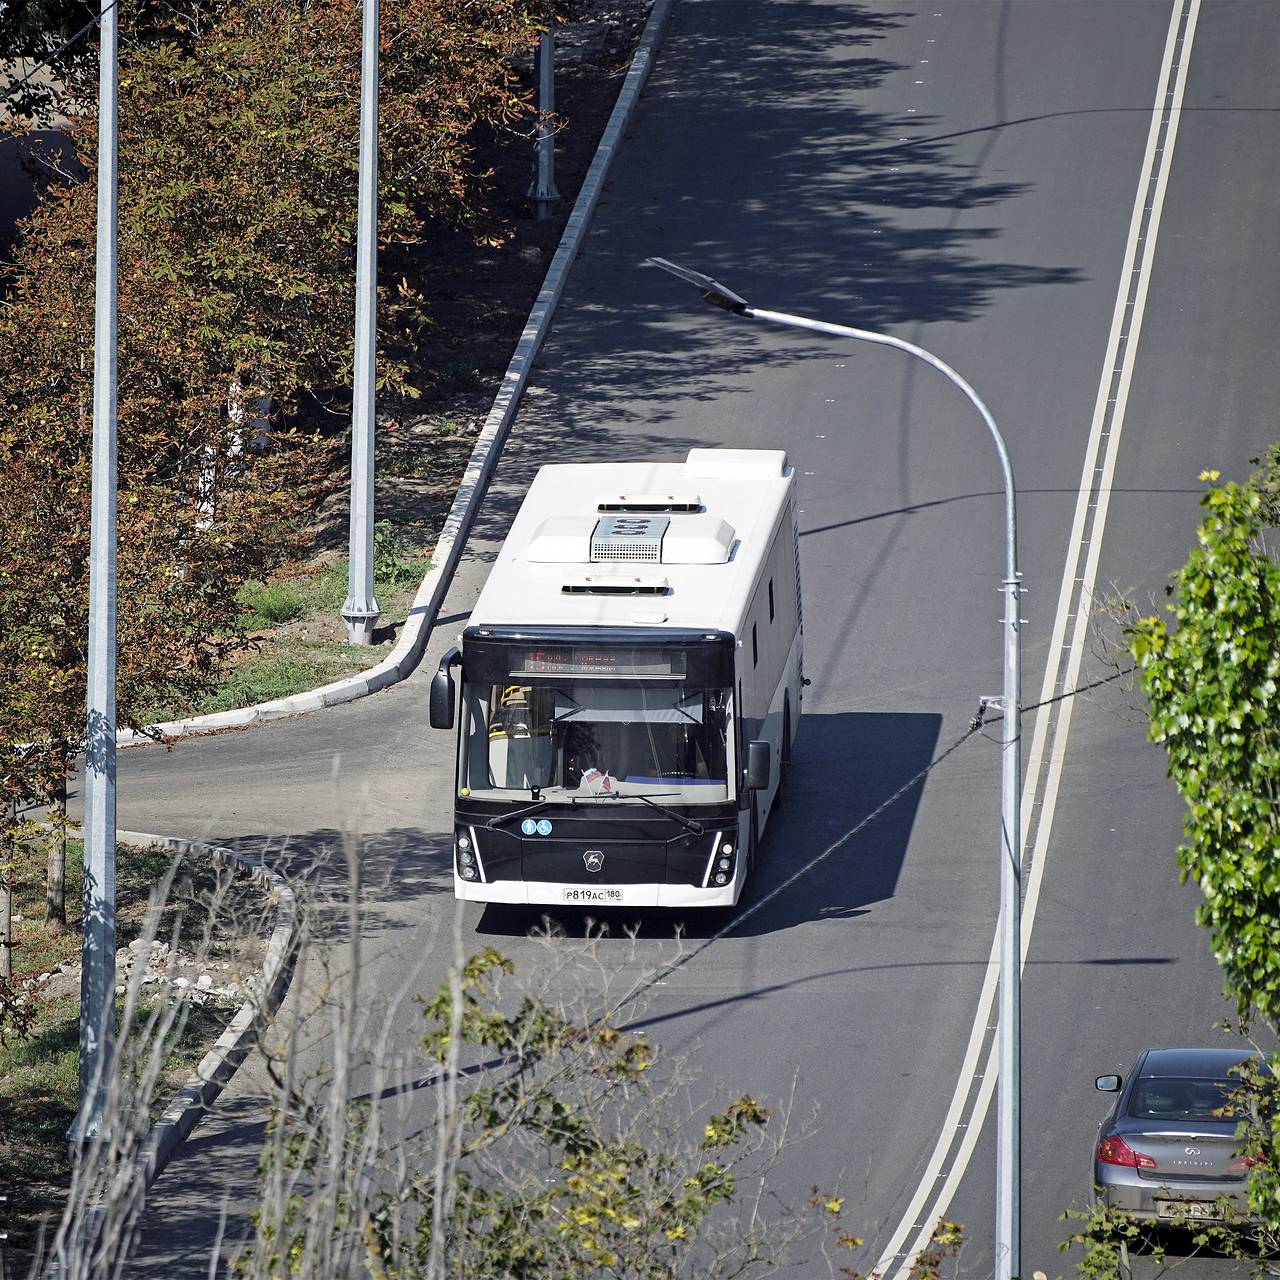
515 647 687 678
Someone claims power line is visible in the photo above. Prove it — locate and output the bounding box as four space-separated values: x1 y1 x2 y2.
606 718 986 1024
0 0 122 111
973 664 1138 734
609 664 1142 1022
1024 663 1136 715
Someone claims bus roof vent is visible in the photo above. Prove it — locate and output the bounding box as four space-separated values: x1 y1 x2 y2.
684 447 788 479
528 516 594 563
590 515 669 562
661 515 735 565
562 573 670 596
597 492 702 514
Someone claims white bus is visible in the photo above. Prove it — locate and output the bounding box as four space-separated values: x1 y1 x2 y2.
430 448 803 907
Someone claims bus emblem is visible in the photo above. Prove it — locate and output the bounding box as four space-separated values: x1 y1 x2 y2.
583 850 604 873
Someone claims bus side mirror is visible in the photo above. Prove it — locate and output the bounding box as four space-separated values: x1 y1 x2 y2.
429 647 460 730
1095 1074 1122 1093
745 740 771 791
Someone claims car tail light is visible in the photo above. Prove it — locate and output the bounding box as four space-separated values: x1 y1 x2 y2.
1096 1135 1156 1169
1228 1154 1261 1174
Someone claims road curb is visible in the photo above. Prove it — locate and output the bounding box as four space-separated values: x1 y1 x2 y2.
119 831 300 1191
118 0 673 748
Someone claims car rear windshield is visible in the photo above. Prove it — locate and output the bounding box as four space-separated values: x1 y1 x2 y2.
1130 1077 1243 1121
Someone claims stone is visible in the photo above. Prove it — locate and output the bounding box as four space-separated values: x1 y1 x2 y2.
173 976 191 989
196 974 213 991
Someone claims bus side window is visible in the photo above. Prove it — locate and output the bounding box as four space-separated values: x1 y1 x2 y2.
752 623 758 667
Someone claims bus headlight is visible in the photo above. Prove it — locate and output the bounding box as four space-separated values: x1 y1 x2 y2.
460 864 478 881
721 843 733 856
717 857 731 872
457 834 471 851
713 872 729 885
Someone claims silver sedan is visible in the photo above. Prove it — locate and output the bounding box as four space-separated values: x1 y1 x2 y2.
1093 1046 1262 1224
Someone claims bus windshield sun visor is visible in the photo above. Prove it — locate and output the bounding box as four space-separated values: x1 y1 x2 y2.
552 686 703 724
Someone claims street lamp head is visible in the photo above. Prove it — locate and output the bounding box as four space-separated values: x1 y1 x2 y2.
644 256 751 315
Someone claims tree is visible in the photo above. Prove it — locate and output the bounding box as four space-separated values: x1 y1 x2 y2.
238 946 857 1280
0 0 548 883
1129 470 1280 1249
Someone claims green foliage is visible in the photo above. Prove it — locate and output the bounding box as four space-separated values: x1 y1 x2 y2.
0 0 545 818
412 948 768 1275
167 648 358 716
374 520 426 592
1061 1198 1164 1276
1128 477 1280 1030
903 1219 963 1280
0 983 39 1045
243 949 842 1279
1253 442 1280 526
1128 470 1280 1253
1230 1054 1280 1232
237 581 306 630
1061 1193 1280 1276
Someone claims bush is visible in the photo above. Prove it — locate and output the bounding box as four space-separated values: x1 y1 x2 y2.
374 520 425 592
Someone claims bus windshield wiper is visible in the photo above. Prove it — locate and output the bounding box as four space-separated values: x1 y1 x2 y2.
486 799 550 831
614 792 704 836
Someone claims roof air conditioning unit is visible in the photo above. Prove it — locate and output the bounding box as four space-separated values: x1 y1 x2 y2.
590 515 668 562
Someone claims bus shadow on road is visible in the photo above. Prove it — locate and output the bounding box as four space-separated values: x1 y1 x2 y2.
477 710 943 941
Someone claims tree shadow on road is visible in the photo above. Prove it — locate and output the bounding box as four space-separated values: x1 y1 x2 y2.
501 0 1081 441
212 826 455 948
451 0 1083 580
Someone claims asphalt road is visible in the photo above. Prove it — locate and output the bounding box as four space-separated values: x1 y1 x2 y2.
107 2 1280 1275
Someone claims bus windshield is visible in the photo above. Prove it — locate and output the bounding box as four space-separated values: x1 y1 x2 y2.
460 680 732 803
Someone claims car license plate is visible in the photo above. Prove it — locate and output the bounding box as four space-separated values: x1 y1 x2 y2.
1156 1200 1214 1220
562 887 623 905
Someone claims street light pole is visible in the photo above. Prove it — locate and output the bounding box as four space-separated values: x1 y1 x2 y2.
646 258 1023 1279
529 25 560 218
72 0 120 1147
342 0 381 645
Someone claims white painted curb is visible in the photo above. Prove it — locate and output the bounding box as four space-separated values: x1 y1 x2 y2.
123 831 300 1189
48 832 299 1275
119 0 673 747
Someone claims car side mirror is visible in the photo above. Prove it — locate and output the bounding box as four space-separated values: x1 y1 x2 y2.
745 740 771 792
429 647 460 730
1095 1074 1122 1093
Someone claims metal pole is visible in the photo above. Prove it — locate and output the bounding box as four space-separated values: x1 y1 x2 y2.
745 306 1023 1279
342 0 381 645
72 0 119 1147
529 27 559 218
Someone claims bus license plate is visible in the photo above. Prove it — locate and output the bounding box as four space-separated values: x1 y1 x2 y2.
563 887 623 905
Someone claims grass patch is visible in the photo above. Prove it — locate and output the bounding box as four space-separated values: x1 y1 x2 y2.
238 580 306 630
143 522 432 723
0 993 232 1257
7 839 177 979
184 644 370 714
1 840 249 1260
